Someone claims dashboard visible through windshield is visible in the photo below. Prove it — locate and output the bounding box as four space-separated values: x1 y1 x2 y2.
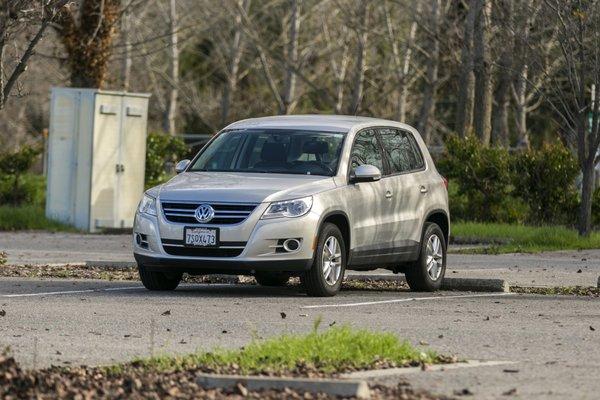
189 129 346 176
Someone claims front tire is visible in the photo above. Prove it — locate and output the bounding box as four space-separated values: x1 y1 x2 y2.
302 223 346 297
138 265 182 291
405 222 446 292
254 272 290 287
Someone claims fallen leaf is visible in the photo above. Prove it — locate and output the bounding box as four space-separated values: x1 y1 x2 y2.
280 312 286 319
438 334 444 339
329 321 336 327
453 388 473 396
590 326 595 331
503 369 519 373
484 316 490 321
222 330 228 334
161 310 171 316
236 382 248 396
577 269 582 273
419 340 429 345
503 388 517 396
0 310 5 317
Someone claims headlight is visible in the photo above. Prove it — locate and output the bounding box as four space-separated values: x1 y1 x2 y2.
261 196 313 219
137 194 157 216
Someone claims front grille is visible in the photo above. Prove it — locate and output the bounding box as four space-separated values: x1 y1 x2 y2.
161 202 258 224
161 239 245 258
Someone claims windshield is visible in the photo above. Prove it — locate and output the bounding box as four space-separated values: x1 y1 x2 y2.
189 129 346 176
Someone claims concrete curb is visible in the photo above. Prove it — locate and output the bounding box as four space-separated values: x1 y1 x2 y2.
340 360 518 379
347 274 509 293
196 373 370 399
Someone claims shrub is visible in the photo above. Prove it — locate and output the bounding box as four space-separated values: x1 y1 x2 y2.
145 133 189 189
593 187 600 228
0 145 42 206
438 136 518 222
512 144 579 225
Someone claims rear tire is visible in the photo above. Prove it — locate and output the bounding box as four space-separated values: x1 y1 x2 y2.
254 272 290 287
302 223 346 297
405 222 446 292
138 265 182 291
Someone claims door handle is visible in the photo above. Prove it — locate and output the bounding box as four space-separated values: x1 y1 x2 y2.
385 190 393 199
419 185 428 193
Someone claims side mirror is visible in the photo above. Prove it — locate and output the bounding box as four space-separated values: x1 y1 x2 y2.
350 164 382 183
175 159 190 173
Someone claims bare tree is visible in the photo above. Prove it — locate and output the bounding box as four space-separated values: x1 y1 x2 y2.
0 0 68 109
416 0 442 142
282 0 300 114
383 0 419 123
347 0 371 115
221 0 251 125
455 0 477 137
472 0 492 144
540 0 600 236
491 0 513 146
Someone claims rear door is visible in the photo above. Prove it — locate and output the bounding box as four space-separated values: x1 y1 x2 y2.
377 127 427 252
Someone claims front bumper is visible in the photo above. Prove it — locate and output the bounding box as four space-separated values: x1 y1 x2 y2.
133 202 319 274
134 253 312 274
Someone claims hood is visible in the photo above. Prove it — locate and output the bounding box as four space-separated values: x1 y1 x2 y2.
158 172 337 203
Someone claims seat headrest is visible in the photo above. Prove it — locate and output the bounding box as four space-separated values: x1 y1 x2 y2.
260 142 287 163
303 141 329 154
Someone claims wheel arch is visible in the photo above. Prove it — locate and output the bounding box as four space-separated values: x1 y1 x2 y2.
424 209 450 245
318 210 351 261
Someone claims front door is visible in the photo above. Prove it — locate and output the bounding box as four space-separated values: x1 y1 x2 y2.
345 129 391 266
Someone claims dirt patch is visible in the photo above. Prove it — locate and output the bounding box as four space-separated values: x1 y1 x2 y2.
510 286 600 297
0 354 450 400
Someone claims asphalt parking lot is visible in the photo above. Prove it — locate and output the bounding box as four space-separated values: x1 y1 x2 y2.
1 276 599 399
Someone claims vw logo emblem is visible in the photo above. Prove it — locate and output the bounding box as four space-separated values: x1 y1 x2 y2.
194 204 215 223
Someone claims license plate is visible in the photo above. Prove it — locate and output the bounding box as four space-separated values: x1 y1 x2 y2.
184 227 219 247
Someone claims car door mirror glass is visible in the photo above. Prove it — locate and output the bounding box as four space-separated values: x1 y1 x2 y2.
351 164 382 183
175 159 190 173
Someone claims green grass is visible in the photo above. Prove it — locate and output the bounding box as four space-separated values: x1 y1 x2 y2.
0 205 76 231
110 324 443 375
452 222 600 253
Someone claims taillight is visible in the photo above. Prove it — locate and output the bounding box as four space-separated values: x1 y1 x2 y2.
441 176 448 189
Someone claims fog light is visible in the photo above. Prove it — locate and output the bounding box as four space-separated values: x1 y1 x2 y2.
283 238 301 252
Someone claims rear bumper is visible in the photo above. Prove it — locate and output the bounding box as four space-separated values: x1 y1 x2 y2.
134 253 312 275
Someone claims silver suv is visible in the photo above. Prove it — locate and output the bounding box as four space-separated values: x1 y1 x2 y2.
134 115 449 296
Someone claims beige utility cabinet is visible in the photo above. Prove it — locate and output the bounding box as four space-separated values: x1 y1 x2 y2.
46 88 151 232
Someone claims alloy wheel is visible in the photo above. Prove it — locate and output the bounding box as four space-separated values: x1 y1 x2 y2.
425 234 444 281
322 236 342 285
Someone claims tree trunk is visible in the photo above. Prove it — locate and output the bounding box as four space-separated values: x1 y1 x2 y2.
455 0 476 137
473 0 492 145
281 0 301 114
491 1 513 147
164 0 179 135
416 0 440 143
121 7 132 91
579 159 595 236
348 0 370 115
56 0 122 89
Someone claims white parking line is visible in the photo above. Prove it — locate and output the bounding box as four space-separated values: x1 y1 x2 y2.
302 292 512 309
0 286 143 298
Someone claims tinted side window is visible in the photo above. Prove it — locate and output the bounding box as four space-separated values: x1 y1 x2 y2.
350 130 384 172
378 128 425 173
